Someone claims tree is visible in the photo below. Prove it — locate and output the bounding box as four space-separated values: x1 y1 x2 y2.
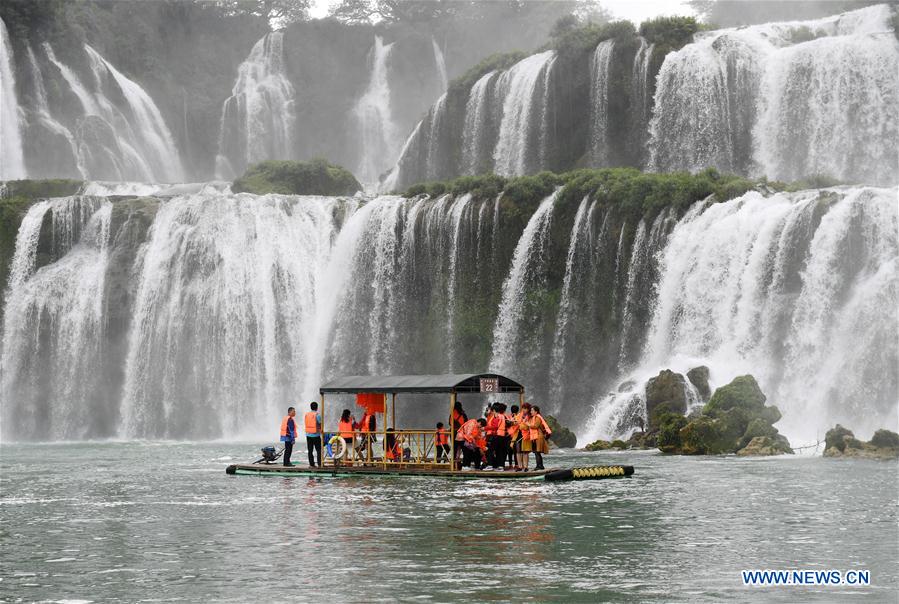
214 0 311 27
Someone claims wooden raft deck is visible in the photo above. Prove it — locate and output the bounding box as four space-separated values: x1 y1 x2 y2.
226 463 551 479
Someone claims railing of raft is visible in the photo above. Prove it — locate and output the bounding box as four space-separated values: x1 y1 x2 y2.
328 430 453 469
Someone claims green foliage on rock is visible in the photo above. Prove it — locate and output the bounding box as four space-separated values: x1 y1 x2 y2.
545 415 577 448
585 439 611 451
870 429 899 449
824 425 899 459
657 413 689 453
2 179 83 200
548 20 636 59
232 159 361 196
703 375 766 416
638 16 700 48
448 51 527 95
645 369 687 430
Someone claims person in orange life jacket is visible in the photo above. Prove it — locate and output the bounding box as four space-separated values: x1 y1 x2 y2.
435 422 450 462
385 428 405 461
487 402 510 470
451 400 467 462
507 404 520 468
356 410 377 461
457 417 487 470
528 405 553 470
484 403 500 469
517 402 533 471
279 406 299 466
304 401 322 467
338 409 355 454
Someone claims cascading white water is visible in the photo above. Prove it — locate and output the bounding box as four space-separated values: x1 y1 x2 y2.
1 197 112 439
432 37 448 91
353 36 399 184
215 32 296 180
586 186 898 444
492 50 556 176
461 70 497 175
84 45 184 183
25 46 85 178
40 43 183 182
489 191 557 375
629 38 654 160
589 40 615 166
120 192 345 439
0 17 26 179
424 93 448 179
649 4 899 183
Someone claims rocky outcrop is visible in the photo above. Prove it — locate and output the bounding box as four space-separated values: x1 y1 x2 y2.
656 374 792 455
645 369 688 429
686 365 711 400
546 415 577 448
232 160 361 196
823 425 899 460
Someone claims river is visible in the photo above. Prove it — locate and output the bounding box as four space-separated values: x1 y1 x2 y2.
1 443 896 602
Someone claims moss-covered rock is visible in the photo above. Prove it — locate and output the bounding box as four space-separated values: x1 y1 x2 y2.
645 369 687 430
584 439 612 451
609 439 628 449
545 415 577 448
823 426 899 460
704 374 766 416
1 179 83 200
737 435 793 456
657 413 689 453
686 366 711 400
232 159 361 196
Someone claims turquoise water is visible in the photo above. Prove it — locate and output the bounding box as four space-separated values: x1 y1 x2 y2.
1 443 896 602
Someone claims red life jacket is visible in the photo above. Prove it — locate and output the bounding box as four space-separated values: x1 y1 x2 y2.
338 419 354 438
435 428 448 446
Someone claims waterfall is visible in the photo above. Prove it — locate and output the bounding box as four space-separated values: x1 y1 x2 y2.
215 32 296 180
629 38 654 163
0 17 26 179
586 186 898 444
353 36 399 184
493 50 556 176
432 37 448 91
489 191 557 377
461 70 497 175
39 43 183 182
424 93 448 179
649 4 898 183
84 46 184 183
1 197 112 440
589 40 615 167
25 46 85 179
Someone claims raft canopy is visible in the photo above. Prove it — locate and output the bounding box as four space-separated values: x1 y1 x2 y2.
319 373 523 394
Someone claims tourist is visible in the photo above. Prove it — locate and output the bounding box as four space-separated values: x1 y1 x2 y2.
385 428 403 462
435 422 450 462
452 400 467 462
507 404 520 468
517 403 532 471
356 409 377 461
456 417 487 470
488 402 509 470
305 401 322 467
279 406 298 467
528 405 552 470
338 409 355 456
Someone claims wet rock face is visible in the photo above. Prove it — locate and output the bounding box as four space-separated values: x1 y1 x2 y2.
546 415 577 448
737 435 793 456
686 365 710 400
823 426 899 460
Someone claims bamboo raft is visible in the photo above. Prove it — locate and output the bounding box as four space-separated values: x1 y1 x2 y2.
226 462 634 481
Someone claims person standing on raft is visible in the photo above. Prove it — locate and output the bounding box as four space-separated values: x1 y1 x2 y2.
528 405 553 470
305 402 322 467
280 406 299 467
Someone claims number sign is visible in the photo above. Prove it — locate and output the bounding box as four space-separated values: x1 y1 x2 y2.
479 378 499 393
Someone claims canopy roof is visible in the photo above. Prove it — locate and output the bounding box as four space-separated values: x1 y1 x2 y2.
320 373 523 394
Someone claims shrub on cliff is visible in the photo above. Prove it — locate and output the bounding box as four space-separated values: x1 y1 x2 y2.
232 159 361 196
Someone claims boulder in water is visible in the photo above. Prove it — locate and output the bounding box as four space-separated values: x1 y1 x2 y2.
645 369 688 429
686 366 711 400
545 415 577 448
584 439 612 451
824 426 899 460
736 435 793 456
703 374 766 416
232 159 362 196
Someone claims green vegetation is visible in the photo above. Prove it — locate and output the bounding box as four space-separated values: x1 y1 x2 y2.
546 415 577 448
638 16 700 48
2 179 83 200
824 425 899 459
232 159 362 196
448 51 528 95
547 19 636 59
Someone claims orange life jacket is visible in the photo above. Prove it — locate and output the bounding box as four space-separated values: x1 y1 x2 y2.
517 412 530 440
338 419 354 439
496 413 508 437
385 436 402 460
304 411 319 434
452 409 465 431
456 419 480 443
485 412 499 436
280 415 295 438
435 428 448 446
508 413 519 438
529 414 552 441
